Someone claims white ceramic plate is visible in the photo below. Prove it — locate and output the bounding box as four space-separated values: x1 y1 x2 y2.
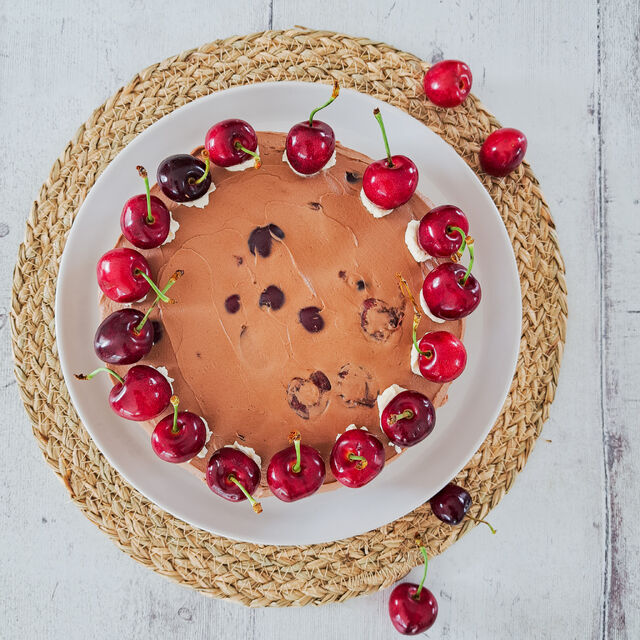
56 81 521 545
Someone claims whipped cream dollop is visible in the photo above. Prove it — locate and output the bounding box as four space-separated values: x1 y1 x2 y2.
180 182 216 209
196 416 212 458
405 220 430 262
335 423 370 440
154 366 175 388
282 148 337 177
162 213 181 246
376 384 408 454
420 288 445 324
410 344 423 377
226 441 262 467
360 188 393 218
226 146 261 172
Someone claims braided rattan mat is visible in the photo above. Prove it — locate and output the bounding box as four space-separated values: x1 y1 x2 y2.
10 29 566 607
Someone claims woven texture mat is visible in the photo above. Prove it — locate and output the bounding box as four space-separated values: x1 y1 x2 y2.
11 29 566 607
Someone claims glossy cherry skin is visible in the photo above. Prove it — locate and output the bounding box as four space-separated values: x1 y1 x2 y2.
267 443 326 502
330 429 385 488
418 205 469 257
206 447 261 502
94 309 154 365
121 194 170 249
96 248 152 303
151 411 207 463
417 331 467 383
423 59 472 108
156 154 211 202
108 365 171 421
430 483 471 525
380 390 436 447
285 120 335 175
479 127 528 177
362 155 418 209
422 262 481 320
388 582 438 635
205 119 258 167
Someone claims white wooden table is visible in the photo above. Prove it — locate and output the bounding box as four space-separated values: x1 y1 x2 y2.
1 1 637 638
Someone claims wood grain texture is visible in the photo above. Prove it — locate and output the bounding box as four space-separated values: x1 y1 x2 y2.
0 0 633 637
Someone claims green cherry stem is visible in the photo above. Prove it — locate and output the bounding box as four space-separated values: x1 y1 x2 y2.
309 81 340 126
446 225 475 284
228 474 263 513
373 108 394 168
233 141 262 168
467 514 497 534
192 150 210 185
136 166 155 224
75 367 124 385
414 546 430 599
447 225 467 255
412 314 433 359
134 269 183 335
347 452 368 470
387 409 414 426
462 243 475 285
169 395 180 434
290 431 302 473
133 270 171 303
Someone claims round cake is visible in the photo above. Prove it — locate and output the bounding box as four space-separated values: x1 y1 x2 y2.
98 131 464 496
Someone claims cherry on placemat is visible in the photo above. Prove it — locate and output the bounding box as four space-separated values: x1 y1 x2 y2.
423 59 473 108
74 365 171 421
205 119 261 168
206 446 262 513
157 152 211 202
430 483 496 532
267 431 326 502
330 428 385 488
479 127 528 177
151 395 207 464
121 166 170 249
380 390 436 447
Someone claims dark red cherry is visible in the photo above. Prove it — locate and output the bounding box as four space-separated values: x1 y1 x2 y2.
284 82 340 175
479 127 528 177
94 309 153 365
380 390 436 447
389 582 438 635
430 483 471 525
96 248 153 303
157 153 211 202
330 429 385 488
206 447 262 513
362 109 418 210
267 432 326 502
422 262 481 320
418 205 469 257
205 119 261 168
151 396 207 463
121 166 170 249
416 331 467 383
423 59 472 108
75 365 171 421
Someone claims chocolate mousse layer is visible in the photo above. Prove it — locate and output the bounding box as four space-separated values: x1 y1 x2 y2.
100 132 464 493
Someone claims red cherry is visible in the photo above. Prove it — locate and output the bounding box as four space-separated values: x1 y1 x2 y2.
151 396 207 463
479 127 528 177
430 483 496 532
206 447 262 513
330 429 385 488
94 309 154 365
205 119 261 168
423 59 472 108
97 248 153 303
417 205 469 257
422 262 481 320
380 390 436 447
388 546 438 635
284 82 340 175
416 331 467 383
267 431 326 502
120 166 170 249
75 365 171 421
362 109 418 210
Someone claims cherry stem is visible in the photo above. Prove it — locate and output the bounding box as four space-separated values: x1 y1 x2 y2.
308 81 340 126
467 515 497 534
347 452 368 470
462 243 475 285
133 270 170 302
170 395 180 434
228 475 263 513
292 436 302 474
134 269 183 334
412 315 433 359
447 225 467 255
373 108 394 168
387 409 414 426
191 150 210 185
75 367 124 385
136 166 155 224
233 141 262 169
446 225 474 284
414 546 429 599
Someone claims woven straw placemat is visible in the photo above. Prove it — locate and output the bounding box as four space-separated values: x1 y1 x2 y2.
10 28 566 607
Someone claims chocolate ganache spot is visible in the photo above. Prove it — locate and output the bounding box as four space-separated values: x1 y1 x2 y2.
225 294 241 314
259 285 285 310
360 298 404 342
248 223 285 258
299 306 324 333
345 171 360 183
